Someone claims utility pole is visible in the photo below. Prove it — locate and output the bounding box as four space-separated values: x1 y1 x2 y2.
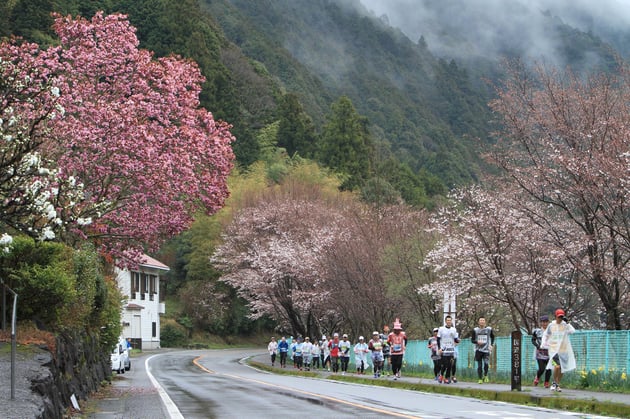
2 279 18 400
443 290 456 326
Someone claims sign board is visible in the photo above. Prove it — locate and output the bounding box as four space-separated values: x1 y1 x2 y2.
511 330 522 391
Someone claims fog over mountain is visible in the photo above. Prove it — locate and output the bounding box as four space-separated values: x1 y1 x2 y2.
359 0 630 66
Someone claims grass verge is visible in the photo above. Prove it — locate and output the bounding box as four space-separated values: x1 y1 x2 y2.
249 360 630 418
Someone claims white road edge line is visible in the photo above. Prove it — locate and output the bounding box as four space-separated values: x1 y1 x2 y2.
146 354 185 419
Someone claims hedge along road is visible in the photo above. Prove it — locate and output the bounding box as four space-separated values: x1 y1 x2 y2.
137 348 619 419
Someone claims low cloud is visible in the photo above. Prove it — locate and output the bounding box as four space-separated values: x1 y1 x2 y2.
359 0 630 65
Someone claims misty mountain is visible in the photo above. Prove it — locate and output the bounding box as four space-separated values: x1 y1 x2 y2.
360 0 621 75
203 0 622 186
3 0 627 192
204 0 493 186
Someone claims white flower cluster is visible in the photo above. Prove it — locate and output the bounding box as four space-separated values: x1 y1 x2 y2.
0 233 13 253
77 217 92 226
39 226 55 241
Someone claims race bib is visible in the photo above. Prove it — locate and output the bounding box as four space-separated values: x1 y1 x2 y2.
442 337 454 350
393 344 402 352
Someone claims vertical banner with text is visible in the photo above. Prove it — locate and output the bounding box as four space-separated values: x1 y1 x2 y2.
511 330 522 391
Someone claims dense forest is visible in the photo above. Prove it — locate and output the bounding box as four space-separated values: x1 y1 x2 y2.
2 0 628 340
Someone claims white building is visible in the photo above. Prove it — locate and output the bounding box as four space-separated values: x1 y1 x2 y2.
115 255 169 350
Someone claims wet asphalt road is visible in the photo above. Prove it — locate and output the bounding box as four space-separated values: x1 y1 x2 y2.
93 348 623 419
105 349 624 419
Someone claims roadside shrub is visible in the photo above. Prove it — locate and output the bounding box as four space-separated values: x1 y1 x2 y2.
0 236 76 328
97 276 124 351
0 235 122 351
161 319 187 347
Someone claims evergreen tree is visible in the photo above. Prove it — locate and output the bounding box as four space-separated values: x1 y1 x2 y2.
376 158 429 207
0 1 11 38
276 93 317 158
9 0 55 43
317 96 373 191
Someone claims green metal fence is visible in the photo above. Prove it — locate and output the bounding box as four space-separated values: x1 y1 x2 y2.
403 330 630 375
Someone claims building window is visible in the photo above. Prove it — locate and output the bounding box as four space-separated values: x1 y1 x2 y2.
149 274 157 300
152 322 157 338
131 272 140 299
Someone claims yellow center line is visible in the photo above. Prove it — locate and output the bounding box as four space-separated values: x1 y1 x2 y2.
192 355 422 418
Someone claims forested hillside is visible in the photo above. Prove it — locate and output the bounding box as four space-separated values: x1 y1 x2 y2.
2 0 622 196
204 0 489 188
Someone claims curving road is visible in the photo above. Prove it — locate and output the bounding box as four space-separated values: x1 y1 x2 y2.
141 349 612 419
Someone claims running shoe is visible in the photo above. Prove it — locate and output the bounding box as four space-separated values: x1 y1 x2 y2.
544 381 550 388
478 379 483 384
533 377 539 386
483 376 489 383
550 383 558 391
452 377 457 383
438 375 443 383
444 379 450 384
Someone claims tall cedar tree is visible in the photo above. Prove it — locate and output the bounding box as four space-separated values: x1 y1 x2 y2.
317 96 373 191
276 93 317 158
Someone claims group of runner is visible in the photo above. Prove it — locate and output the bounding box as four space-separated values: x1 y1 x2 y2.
427 315 494 385
267 318 408 379
267 309 575 392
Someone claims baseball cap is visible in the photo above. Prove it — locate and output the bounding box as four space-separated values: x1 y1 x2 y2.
555 309 565 318
539 315 549 322
359 336 364 340
342 333 348 338
433 327 439 332
373 331 379 335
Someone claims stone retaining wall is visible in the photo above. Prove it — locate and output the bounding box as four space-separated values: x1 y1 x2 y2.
1 331 111 419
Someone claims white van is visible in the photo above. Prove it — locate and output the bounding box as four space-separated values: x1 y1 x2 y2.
110 338 131 374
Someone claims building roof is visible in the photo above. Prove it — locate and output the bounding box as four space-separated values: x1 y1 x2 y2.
125 303 145 310
139 254 170 271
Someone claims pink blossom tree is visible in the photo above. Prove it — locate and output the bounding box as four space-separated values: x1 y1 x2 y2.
0 12 234 263
212 186 348 338
212 174 436 338
488 62 630 329
322 204 434 337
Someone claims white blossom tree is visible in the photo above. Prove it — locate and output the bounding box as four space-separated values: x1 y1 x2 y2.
425 185 576 332
489 61 630 329
212 187 348 337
